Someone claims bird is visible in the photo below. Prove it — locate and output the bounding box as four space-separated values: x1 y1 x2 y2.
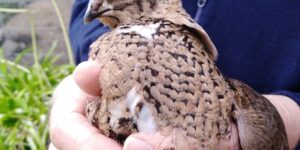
83 0 289 149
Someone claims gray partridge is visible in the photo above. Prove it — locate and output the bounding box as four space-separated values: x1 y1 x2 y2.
83 0 289 149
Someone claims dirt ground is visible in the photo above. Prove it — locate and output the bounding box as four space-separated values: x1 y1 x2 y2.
0 0 74 65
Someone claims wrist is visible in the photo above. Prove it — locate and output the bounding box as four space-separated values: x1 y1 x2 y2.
263 94 300 149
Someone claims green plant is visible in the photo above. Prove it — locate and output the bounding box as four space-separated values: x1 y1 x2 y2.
0 46 74 150
0 1 75 149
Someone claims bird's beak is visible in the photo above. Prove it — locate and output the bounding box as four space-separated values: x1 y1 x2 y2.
84 0 98 24
84 9 114 24
84 8 99 24
84 7 113 24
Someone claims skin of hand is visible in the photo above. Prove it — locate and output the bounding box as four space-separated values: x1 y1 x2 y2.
263 95 300 149
49 61 300 150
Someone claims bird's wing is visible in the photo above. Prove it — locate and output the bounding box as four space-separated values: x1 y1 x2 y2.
226 78 289 150
153 5 218 61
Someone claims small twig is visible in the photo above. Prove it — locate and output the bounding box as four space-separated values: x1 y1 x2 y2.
0 8 28 13
25 11 46 91
0 58 30 73
51 0 75 66
27 12 39 66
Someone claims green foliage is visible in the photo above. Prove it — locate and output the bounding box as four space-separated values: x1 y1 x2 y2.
0 0 75 149
0 46 74 150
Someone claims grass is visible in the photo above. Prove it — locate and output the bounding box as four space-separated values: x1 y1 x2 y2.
0 48 74 150
0 1 75 149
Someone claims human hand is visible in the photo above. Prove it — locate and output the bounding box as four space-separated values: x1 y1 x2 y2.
123 123 240 150
49 61 122 150
49 61 241 150
264 95 300 149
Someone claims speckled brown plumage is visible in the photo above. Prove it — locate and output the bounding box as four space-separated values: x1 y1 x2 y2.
84 0 288 149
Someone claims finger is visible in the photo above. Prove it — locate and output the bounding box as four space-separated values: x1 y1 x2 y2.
123 129 195 150
48 143 58 150
217 123 241 150
124 123 241 150
50 76 121 150
73 61 102 96
123 132 165 150
50 110 122 150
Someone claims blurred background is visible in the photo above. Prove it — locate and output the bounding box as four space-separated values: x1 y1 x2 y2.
0 0 74 149
0 0 72 65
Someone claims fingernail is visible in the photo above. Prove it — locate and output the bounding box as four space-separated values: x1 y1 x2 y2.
123 137 152 150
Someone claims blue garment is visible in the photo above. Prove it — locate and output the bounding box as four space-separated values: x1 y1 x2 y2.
69 0 300 108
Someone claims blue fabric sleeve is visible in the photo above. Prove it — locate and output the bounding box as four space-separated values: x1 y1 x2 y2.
69 0 108 64
272 91 300 106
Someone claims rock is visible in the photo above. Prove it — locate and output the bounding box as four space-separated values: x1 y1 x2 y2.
0 28 3 45
2 27 32 61
2 39 20 58
3 28 32 44
1 0 73 65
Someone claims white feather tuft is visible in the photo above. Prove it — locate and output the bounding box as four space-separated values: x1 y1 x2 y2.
117 23 161 39
126 87 157 134
137 106 157 134
126 87 141 113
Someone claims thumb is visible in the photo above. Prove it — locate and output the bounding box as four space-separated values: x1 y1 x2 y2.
123 123 240 150
123 129 195 150
73 61 102 96
123 132 166 150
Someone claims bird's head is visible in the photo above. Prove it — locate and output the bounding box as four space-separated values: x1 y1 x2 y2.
84 0 181 28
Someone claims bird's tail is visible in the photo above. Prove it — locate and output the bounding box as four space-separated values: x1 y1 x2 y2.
226 79 289 150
